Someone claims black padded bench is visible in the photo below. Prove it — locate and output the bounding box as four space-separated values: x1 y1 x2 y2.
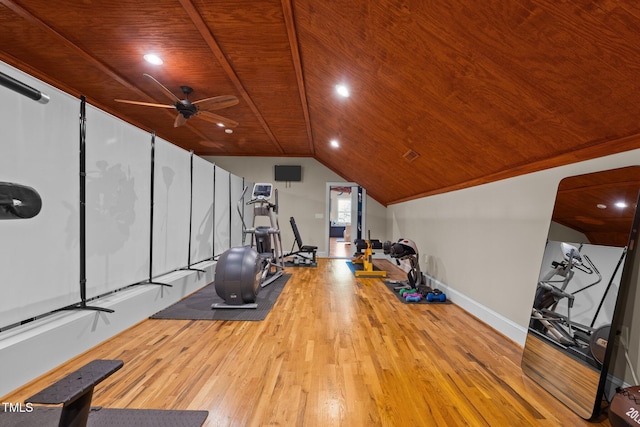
26 359 123 427
286 216 317 265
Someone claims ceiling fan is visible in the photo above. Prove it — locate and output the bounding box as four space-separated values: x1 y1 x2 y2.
115 74 239 128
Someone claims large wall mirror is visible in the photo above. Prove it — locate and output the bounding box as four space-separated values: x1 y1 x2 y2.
522 165 640 419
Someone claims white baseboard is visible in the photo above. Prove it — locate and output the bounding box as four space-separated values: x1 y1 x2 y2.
368 258 528 346
0 261 215 398
424 273 528 347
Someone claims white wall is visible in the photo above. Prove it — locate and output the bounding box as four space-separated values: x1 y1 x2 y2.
205 156 387 256
388 149 640 345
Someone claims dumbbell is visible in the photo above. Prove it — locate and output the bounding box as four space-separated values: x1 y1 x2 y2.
426 290 446 302
405 294 421 302
400 288 416 297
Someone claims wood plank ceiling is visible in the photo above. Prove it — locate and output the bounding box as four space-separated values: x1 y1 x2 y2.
551 166 640 247
0 0 639 206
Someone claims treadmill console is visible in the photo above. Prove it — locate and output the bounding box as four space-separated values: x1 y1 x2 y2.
252 183 273 200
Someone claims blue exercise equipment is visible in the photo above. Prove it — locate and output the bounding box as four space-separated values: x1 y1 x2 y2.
426 290 446 302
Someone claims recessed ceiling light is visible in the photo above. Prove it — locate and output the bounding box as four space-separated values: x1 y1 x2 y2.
335 84 349 98
615 201 628 209
143 53 163 65
596 204 607 209
217 123 225 128
330 139 339 148
225 128 233 134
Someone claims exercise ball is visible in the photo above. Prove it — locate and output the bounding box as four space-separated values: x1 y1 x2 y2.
215 246 261 305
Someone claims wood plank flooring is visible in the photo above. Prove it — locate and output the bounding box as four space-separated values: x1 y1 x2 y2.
329 236 351 258
2 259 611 426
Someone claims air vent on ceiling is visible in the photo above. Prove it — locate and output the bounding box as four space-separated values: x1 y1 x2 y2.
403 149 420 162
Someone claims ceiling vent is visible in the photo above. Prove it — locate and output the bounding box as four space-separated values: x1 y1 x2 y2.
403 149 420 162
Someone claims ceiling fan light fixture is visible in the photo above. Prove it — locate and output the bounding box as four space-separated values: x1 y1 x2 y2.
114 74 238 128
143 53 163 65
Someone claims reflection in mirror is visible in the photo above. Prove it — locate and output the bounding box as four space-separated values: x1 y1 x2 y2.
522 166 640 420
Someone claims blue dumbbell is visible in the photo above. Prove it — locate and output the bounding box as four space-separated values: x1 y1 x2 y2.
426 291 446 302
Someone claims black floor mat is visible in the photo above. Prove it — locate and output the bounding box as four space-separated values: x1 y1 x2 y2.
0 406 208 427
150 274 291 321
382 280 452 305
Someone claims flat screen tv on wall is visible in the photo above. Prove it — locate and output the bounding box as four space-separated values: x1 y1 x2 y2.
274 165 302 182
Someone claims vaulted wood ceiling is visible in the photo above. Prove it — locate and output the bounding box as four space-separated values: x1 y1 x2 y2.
1 0 639 206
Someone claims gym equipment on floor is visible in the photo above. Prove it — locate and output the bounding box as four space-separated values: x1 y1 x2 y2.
18 359 209 427
383 238 424 288
530 242 625 368
352 231 387 278
426 289 447 302
383 238 448 303
212 246 261 309
213 183 285 309
609 386 640 427
405 294 421 302
285 216 317 266
26 359 123 427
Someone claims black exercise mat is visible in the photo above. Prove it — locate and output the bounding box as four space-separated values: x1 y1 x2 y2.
90 407 208 427
150 274 291 321
0 406 208 427
382 280 452 305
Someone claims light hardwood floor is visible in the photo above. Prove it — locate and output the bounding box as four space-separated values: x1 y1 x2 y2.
329 237 351 258
2 259 611 426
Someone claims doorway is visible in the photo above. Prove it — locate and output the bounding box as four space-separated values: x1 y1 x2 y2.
326 183 365 258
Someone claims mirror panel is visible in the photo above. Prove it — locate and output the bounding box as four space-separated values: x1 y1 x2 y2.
522 166 640 419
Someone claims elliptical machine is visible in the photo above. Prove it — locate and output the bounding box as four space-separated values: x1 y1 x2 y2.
212 183 285 309
529 242 622 367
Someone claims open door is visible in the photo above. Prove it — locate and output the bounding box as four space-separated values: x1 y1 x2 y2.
326 183 365 258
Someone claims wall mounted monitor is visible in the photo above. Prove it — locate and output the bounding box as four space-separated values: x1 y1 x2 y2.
274 165 301 182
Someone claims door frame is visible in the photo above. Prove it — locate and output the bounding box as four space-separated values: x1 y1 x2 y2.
326 182 366 258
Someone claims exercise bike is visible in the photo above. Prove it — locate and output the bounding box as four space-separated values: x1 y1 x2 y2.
212 183 285 309
530 242 624 367
383 238 446 302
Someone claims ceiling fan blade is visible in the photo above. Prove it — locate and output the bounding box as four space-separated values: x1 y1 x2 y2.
143 73 181 103
114 99 174 108
197 111 239 128
193 95 239 111
174 114 188 127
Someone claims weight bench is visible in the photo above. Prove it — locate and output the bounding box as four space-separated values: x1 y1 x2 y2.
26 359 123 427
286 216 317 266
11 359 210 427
